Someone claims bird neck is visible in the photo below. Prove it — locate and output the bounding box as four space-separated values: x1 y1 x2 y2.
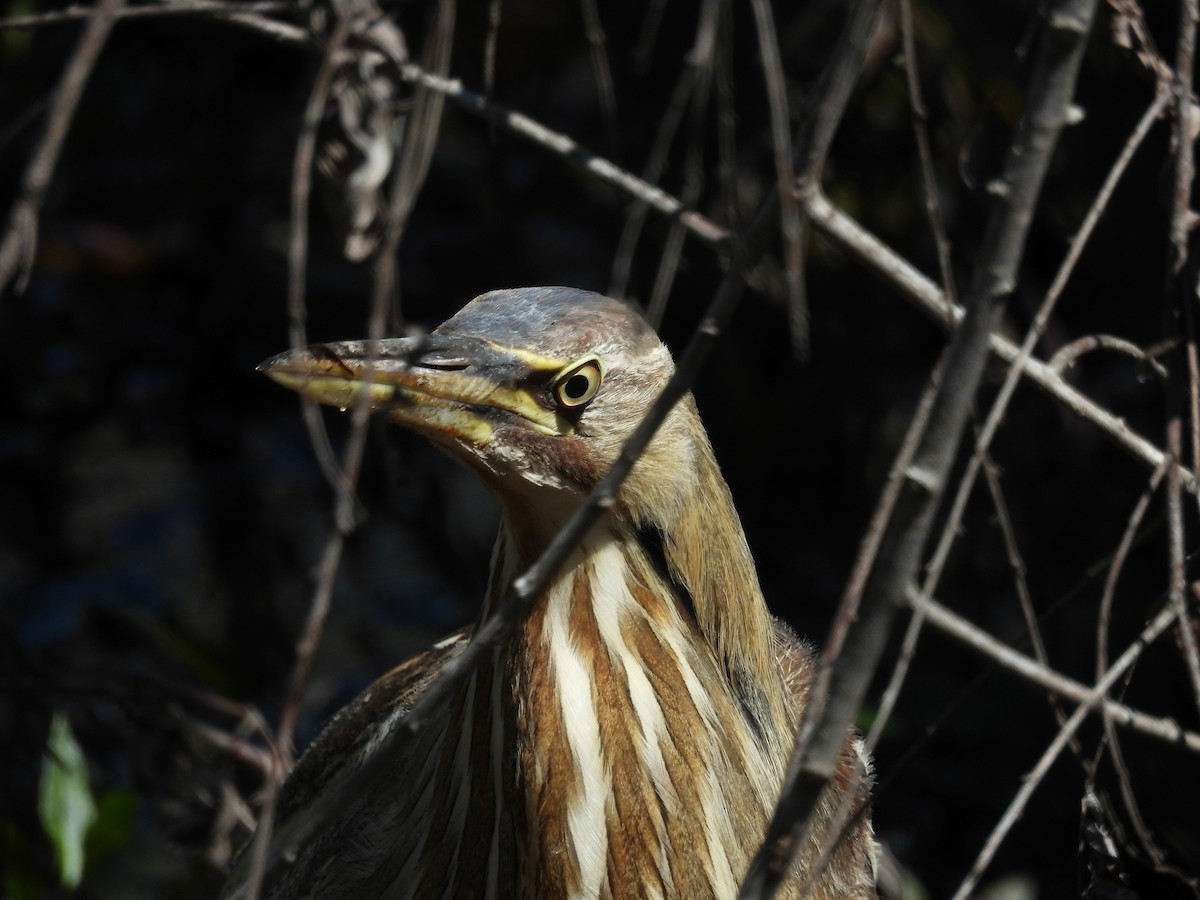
656 431 795 741
488 411 793 747
488 467 795 894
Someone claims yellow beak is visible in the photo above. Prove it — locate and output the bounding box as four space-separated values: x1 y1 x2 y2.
259 335 572 445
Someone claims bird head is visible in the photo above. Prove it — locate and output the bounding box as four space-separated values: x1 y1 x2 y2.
260 287 699 535
263 286 788 728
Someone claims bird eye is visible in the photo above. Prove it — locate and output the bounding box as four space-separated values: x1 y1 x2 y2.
553 357 602 409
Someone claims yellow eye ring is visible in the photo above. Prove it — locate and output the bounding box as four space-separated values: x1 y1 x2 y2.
553 356 603 409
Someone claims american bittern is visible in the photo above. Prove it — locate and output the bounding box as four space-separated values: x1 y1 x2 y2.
232 287 876 898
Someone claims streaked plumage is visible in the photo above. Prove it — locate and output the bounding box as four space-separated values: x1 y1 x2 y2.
229 287 877 898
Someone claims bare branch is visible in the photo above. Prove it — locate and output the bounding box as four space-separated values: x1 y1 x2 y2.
0 0 124 295
916 585 1200 753
744 2 1100 895
898 0 957 303
805 189 1198 495
1164 0 1200 719
0 0 286 31
578 0 618 153
1049 333 1170 381
287 13 353 503
397 62 733 251
748 0 804 356
948 600 1181 899
1107 0 1176 94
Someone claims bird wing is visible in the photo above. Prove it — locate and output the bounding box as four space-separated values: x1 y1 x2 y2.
272 625 474 831
770 618 880 897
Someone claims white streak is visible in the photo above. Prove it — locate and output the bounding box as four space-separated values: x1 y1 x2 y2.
592 545 676 892
701 767 740 897
543 571 609 897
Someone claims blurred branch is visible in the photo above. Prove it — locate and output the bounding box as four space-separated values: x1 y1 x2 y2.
610 0 721 303
239 5 456 898
748 0 805 355
578 0 618 153
1108 0 1176 95
899 0 956 302
0 0 124 296
287 13 353 505
0 0 286 30
644 0 717 326
1049 333 1170 381
1164 0 1200 721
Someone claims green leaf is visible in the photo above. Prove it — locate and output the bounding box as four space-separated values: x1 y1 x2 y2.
38 712 97 889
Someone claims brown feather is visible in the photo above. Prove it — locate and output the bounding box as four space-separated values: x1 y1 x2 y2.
234 288 878 899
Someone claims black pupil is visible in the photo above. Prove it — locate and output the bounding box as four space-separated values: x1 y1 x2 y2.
564 373 591 400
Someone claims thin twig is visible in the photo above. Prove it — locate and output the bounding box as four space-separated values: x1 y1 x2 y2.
805 188 1198 495
0 0 124 295
856 367 944 753
948 600 1180 899
1165 0 1200 718
745 3 1099 896
915 590 1200 753
609 55 697 301
869 91 1173 744
1048 333 1170 381
1107 0 1176 95
646 3 716 327
611 0 720 305
287 14 353 503
190 721 277 776
1097 460 1169 678
777 0 891 365
0 0 286 31
980 452 1076 725
748 0 805 356
1096 686 1178 885
898 0 957 303
397 62 733 251
389 0 455 240
578 0 618 154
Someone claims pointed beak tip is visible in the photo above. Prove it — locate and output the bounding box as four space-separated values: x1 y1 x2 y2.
257 349 294 373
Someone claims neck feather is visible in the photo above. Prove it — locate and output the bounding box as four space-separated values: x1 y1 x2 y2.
501 517 791 896
655 411 794 741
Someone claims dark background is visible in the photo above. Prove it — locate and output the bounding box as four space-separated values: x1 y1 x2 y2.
2 0 1198 897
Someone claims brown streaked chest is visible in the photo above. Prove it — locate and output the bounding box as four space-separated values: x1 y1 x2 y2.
505 535 787 899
